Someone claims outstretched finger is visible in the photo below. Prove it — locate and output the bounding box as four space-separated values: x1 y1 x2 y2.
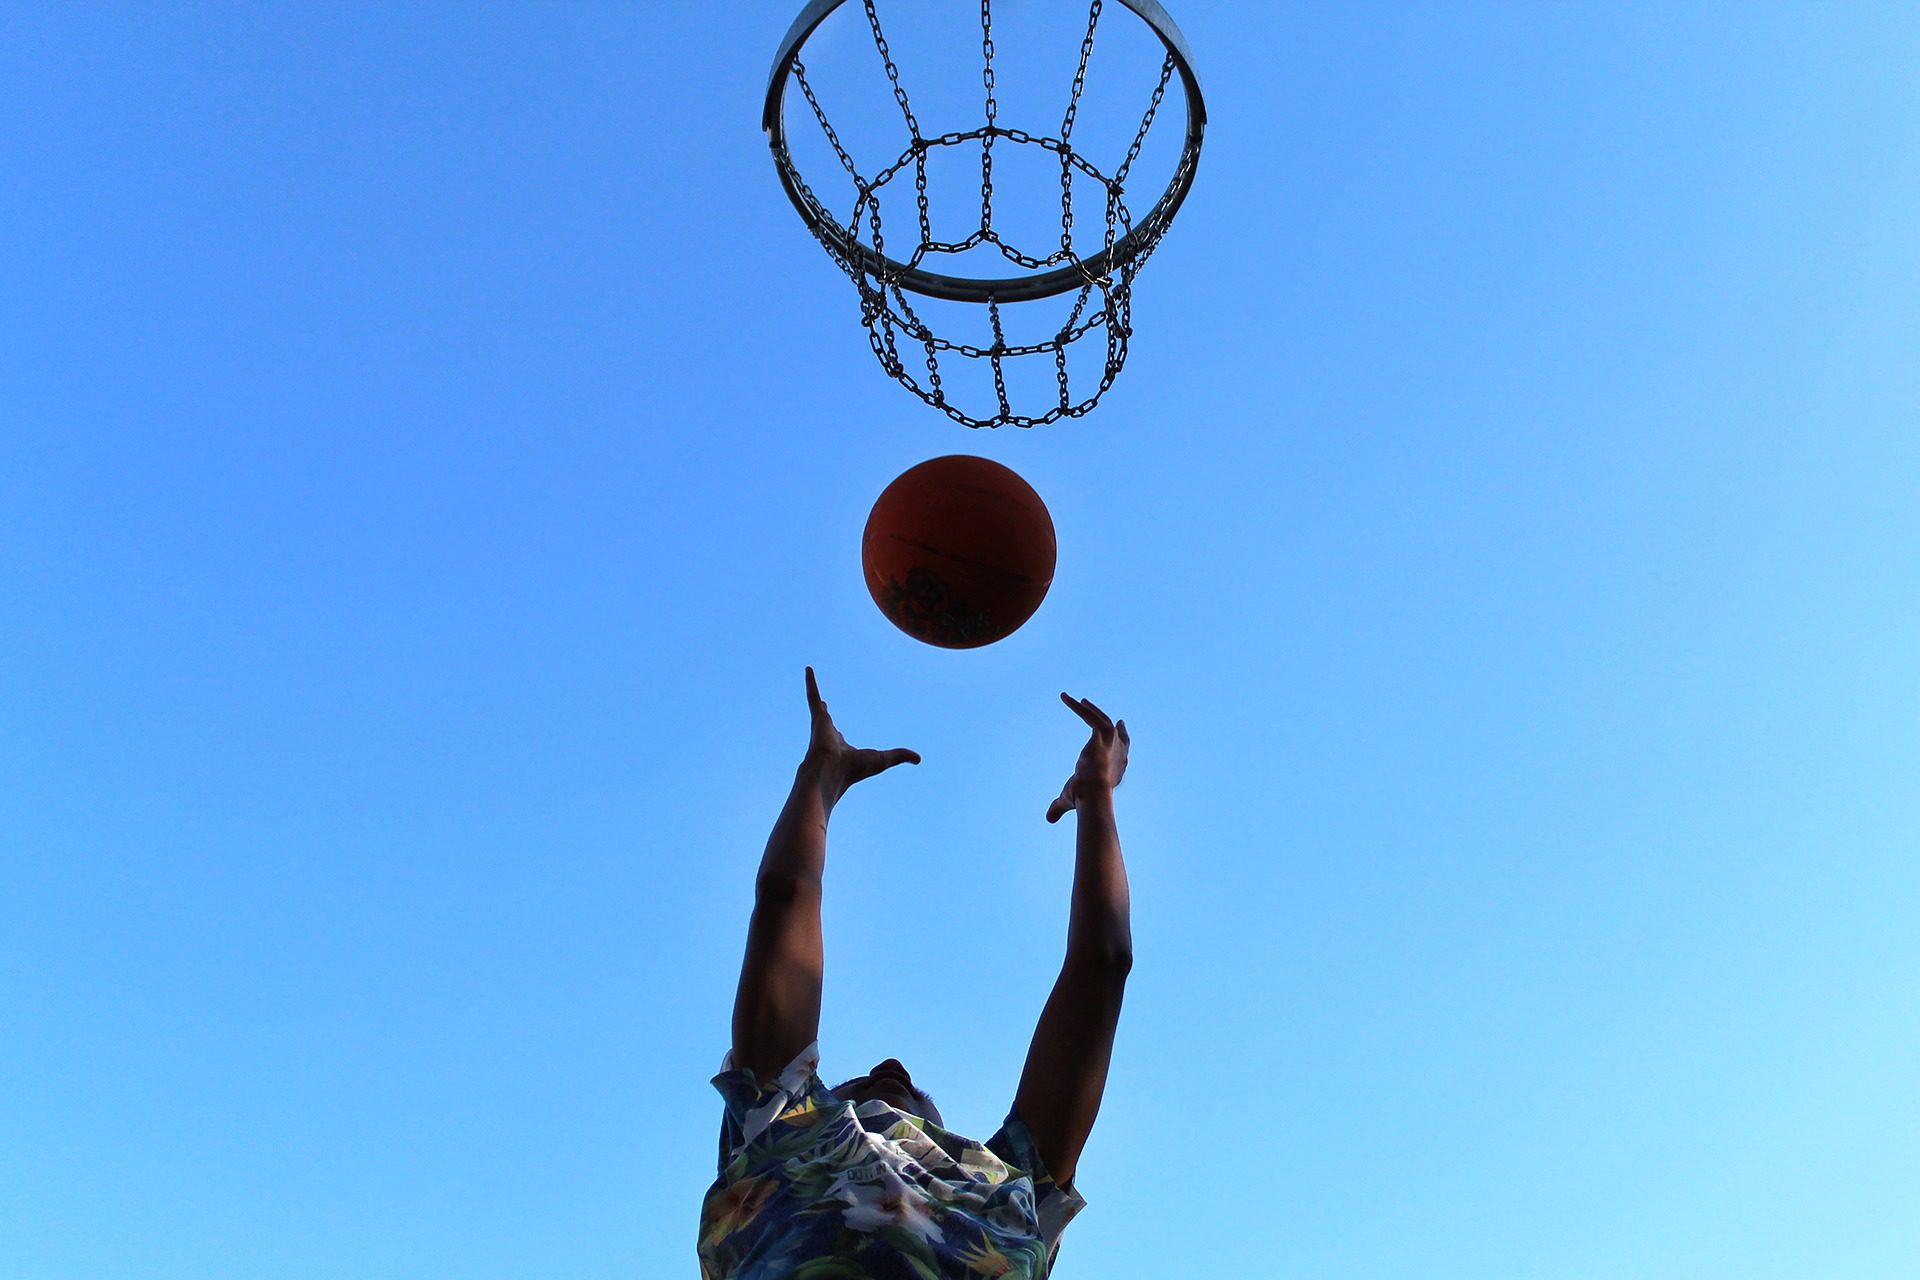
882 748 922 769
805 666 824 711
1061 693 1114 733
1060 692 1102 728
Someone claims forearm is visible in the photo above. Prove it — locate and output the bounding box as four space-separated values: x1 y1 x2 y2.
1065 786 1132 970
731 762 834 1075
753 761 835 896
1016 784 1131 1187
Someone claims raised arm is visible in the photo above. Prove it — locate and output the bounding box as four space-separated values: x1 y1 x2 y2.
1014 694 1133 1187
729 668 918 1083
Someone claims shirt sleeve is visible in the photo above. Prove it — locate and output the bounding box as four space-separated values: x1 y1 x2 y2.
710 1041 826 1175
986 1109 1089 1256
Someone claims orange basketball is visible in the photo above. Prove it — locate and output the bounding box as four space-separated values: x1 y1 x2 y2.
862 455 1057 649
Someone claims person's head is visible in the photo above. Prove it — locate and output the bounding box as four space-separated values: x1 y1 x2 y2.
833 1058 942 1127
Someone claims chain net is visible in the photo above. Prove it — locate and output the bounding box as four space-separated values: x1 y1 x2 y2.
773 0 1189 428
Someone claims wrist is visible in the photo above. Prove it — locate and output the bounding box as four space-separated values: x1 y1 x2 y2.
1074 781 1117 815
795 755 845 809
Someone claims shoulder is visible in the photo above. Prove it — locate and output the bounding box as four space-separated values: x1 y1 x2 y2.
987 1109 1090 1257
712 1042 850 1164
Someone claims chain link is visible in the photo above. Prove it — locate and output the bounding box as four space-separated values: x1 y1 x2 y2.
979 0 998 232
793 61 862 184
1059 1 1101 146
986 296 1011 420
1116 54 1175 185
1058 1 1102 257
862 0 922 140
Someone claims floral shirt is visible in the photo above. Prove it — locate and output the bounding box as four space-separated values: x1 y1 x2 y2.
698 1043 1086 1279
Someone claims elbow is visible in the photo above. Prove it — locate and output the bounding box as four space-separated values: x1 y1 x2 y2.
1067 941 1133 981
754 873 821 907
1097 927 1133 975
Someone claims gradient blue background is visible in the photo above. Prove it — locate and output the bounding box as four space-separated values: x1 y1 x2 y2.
5 3 1917 1277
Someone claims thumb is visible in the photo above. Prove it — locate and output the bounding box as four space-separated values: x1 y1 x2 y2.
1046 779 1075 824
855 747 919 778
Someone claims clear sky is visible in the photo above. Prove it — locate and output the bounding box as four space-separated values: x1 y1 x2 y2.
5 3 1918 1277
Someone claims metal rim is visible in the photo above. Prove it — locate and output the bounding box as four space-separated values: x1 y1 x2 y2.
762 0 1207 304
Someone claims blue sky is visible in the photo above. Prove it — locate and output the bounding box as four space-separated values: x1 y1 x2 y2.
4 3 1918 1277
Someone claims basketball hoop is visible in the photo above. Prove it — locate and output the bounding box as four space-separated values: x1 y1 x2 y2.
764 0 1207 429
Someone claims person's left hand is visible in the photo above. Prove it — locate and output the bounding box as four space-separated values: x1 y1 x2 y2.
1046 693 1129 823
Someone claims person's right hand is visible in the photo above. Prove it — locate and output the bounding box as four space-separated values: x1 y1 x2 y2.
1046 693 1129 823
803 667 920 803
